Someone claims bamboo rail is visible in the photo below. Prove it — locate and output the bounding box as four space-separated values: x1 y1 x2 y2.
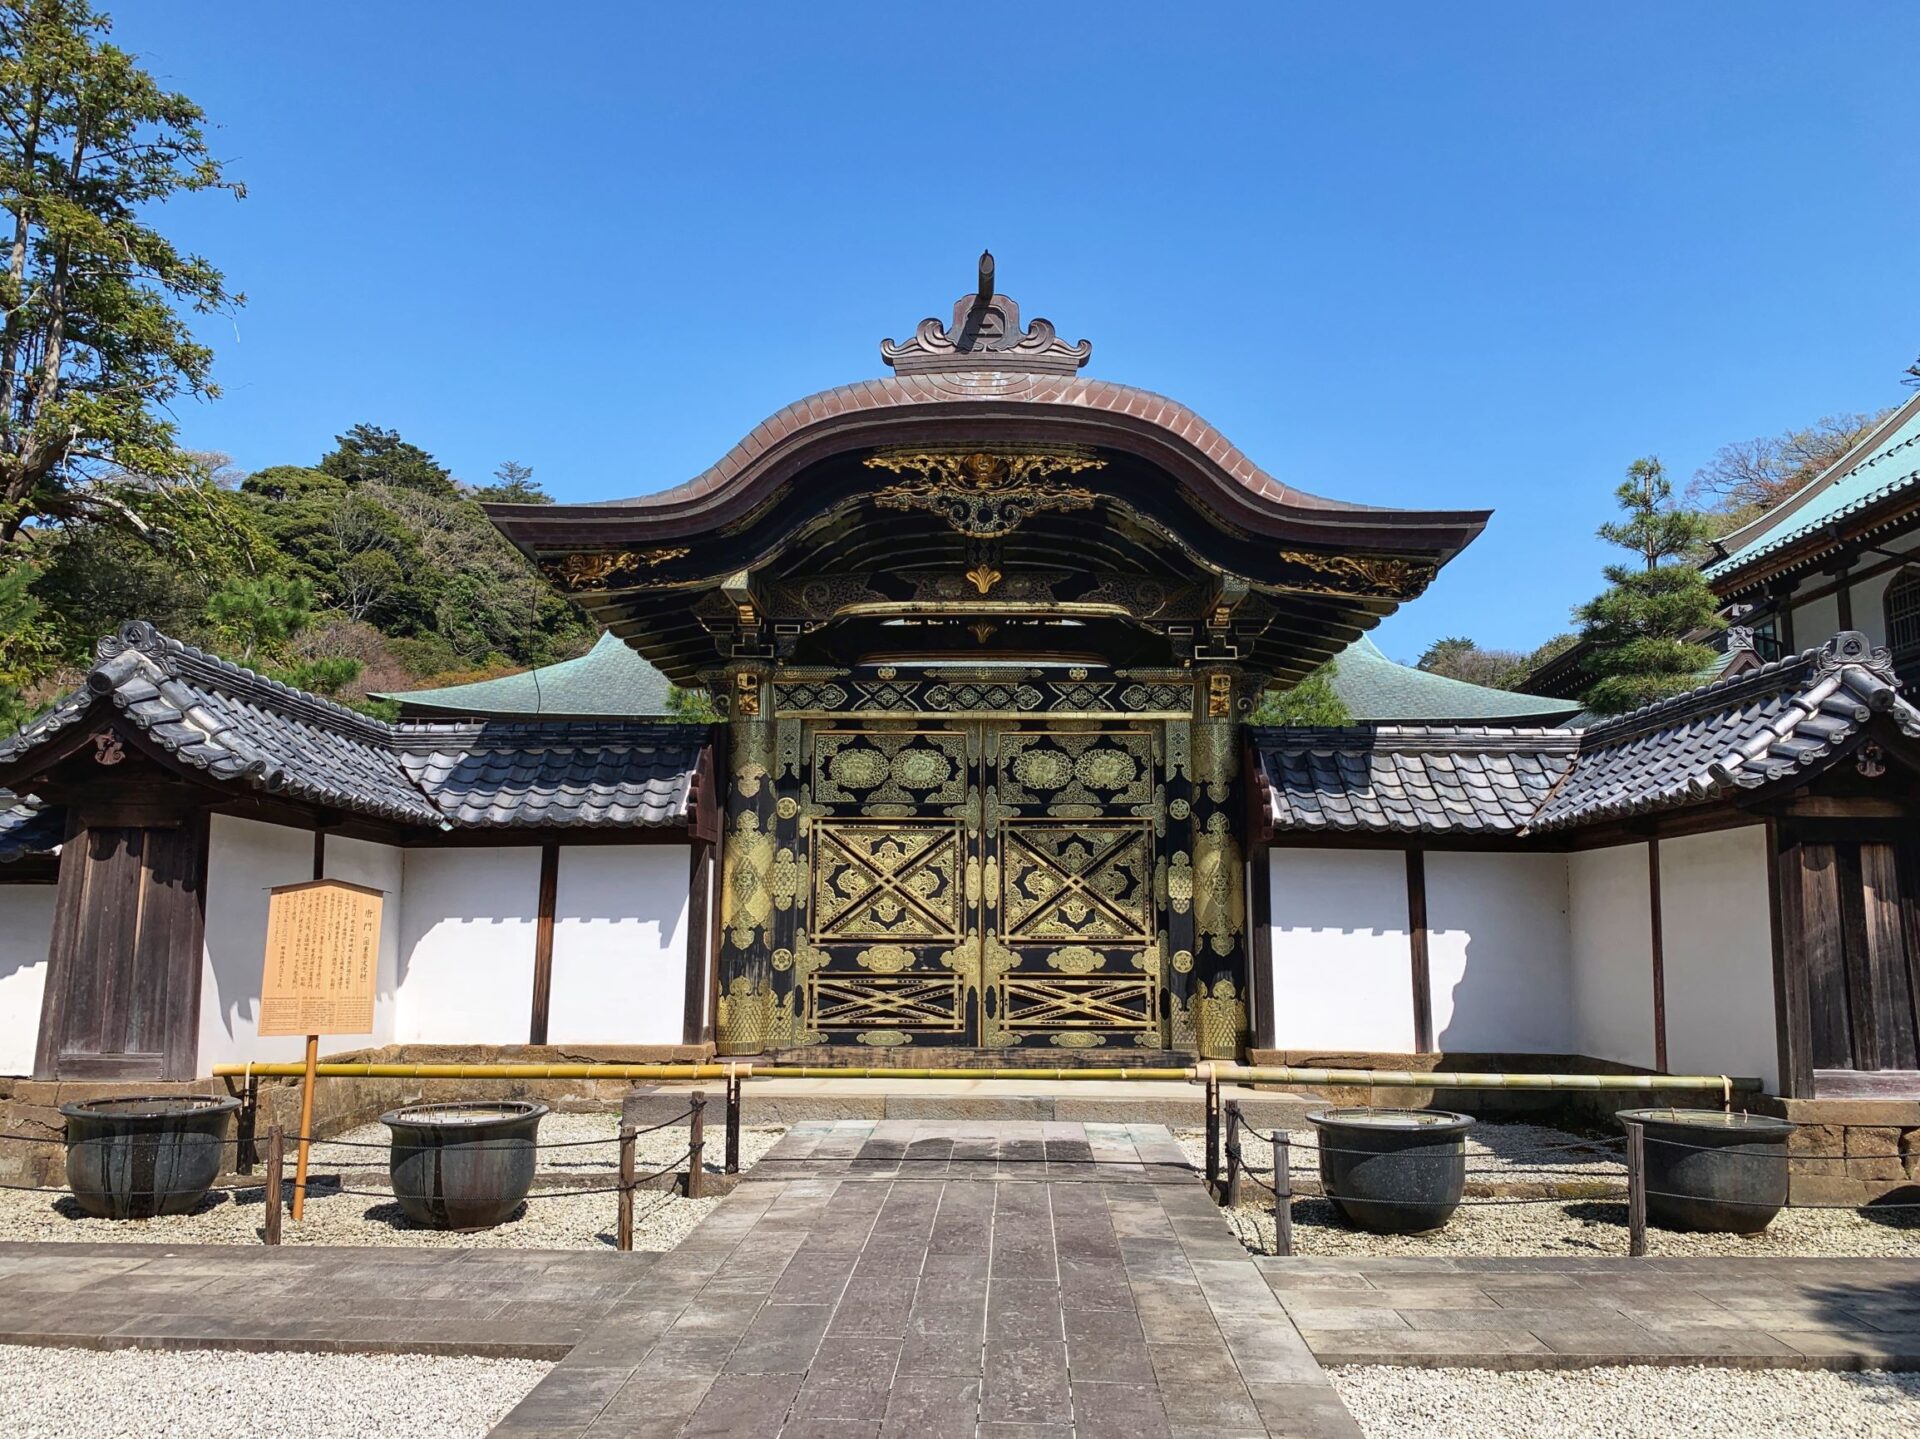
210 1060 1761 1092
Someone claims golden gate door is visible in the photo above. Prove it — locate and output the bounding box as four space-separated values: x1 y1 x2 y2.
796 720 1165 1051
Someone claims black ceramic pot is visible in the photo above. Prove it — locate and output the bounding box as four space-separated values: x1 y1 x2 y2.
61 1095 241 1220
1618 1108 1793 1234
380 1100 548 1230
1307 1107 1475 1234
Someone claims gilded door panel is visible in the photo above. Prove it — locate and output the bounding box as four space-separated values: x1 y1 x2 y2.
986 727 1163 1049
799 720 1167 1049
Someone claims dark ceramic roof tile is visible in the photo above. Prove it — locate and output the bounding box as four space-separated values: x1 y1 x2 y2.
0 789 61 863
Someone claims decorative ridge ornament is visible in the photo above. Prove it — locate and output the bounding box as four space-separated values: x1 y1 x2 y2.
1819 630 1894 680
865 447 1106 538
881 251 1092 375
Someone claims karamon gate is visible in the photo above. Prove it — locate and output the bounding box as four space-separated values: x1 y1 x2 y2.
491 255 1488 1062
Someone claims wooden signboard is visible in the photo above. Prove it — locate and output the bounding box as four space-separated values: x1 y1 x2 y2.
257 877 383 1222
258 879 383 1039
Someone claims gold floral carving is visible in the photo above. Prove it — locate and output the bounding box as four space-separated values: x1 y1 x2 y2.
856 944 918 974
965 564 1003 595
544 548 689 590
1164 851 1194 914
1044 945 1107 976
864 447 1107 539
769 847 800 912
721 811 775 949
1194 812 1245 958
1171 948 1194 974
1276 550 1437 599
857 1030 913 1046
733 670 762 718
1050 1032 1103 1049
1190 719 1236 803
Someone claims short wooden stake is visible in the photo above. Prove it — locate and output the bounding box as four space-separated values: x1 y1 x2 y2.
617 1123 636 1252
263 1126 285 1246
1274 1131 1293 1257
236 1074 259 1176
1626 1120 1648 1258
725 1072 742 1175
291 1033 318 1220
687 1091 706 1199
1204 1069 1221 1195
1223 1101 1243 1208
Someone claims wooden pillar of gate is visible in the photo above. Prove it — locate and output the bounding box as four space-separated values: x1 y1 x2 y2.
1182 665 1249 1060
714 658 794 1055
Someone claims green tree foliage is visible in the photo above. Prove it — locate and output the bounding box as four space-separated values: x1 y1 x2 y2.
0 0 242 549
205 573 312 664
1577 458 1723 715
319 423 456 496
0 551 50 728
471 459 551 505
1248 661 1349 726
665 685 721 723
1417 632 1583 692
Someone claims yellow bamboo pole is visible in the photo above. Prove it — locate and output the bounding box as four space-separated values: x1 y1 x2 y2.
209 1060 1762 1091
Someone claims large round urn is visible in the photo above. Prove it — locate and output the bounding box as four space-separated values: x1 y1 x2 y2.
60 1095 241 1220
380 1101 548 1230
1307 1107 1475 1234
1617 1108 1794 1234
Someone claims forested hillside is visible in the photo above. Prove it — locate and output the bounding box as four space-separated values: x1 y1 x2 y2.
3 425 594 726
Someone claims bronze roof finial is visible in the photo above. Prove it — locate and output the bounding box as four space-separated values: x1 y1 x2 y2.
881 252 1090 376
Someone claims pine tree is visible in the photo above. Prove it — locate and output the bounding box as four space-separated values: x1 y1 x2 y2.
1577 458 1723 715
1249 661 1349 726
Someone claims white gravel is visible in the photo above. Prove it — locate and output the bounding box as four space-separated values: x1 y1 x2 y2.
0 1116 786 1252
1175 1121 1627 1189
0 1345 550 1439
1331 1364 1920 1439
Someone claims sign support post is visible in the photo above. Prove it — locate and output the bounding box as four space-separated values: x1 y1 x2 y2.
257 878 383 1226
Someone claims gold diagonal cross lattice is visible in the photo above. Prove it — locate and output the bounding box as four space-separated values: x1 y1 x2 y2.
812 822 962 940
1001 823 1151 941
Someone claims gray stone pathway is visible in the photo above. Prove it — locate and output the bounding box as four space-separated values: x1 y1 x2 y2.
1261 1254 1920 1370
3 1121 1914 1436
489 1121 1359 1437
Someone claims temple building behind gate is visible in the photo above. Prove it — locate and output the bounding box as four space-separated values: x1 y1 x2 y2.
3 257 1919 1122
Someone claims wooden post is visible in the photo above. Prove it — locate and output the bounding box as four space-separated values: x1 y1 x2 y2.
1204 1068 1221 1195
725 1071 741 1175
236 1074 259 1176
291 1034 318 1220
617 1123 636 1252
1223 1100 1243 1208
1274 1131 1293 1257
1626 1120 1648 1258
687 1091 707 1199
263 1125 284 1246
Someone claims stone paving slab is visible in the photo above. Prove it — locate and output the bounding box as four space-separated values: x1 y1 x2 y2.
1257 1255 1920 1371
0 1242 652 1357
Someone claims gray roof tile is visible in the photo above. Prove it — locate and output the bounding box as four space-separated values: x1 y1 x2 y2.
1256 632 1920 837
0 624 707 833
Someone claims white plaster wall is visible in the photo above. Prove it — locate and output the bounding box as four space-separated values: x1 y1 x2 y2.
1567 843 1657 1069
546 846 691 1045
0 885 55 1076
1659 826 1779 1090
1425 852 1572 1054
396 848 541 1044
199 816 320 1069
1267 849 1417 1052
323 836 405 1047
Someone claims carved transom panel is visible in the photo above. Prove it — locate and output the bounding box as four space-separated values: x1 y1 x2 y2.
995 730 1157 815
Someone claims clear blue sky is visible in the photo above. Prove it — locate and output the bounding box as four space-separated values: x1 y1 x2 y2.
108 2 1919 662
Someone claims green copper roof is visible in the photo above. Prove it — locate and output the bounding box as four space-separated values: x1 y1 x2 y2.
1706 392 1920 583
1331 636 1583 725
374 633 675 718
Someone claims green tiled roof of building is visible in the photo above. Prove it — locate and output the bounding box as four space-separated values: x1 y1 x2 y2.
1706 391 1920 583
374 632 675 719
1331 636 1583 725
